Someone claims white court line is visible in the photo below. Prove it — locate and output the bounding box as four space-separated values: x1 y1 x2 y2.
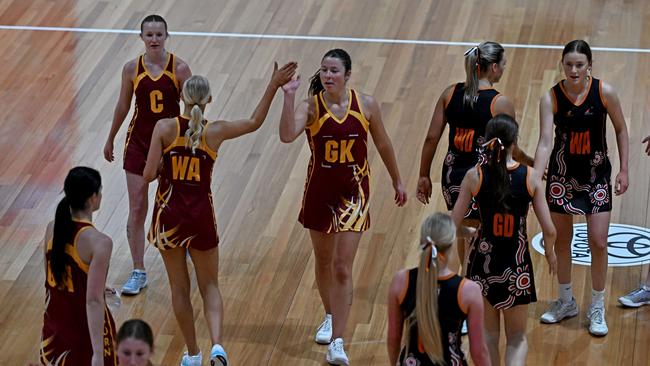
1 24 649 53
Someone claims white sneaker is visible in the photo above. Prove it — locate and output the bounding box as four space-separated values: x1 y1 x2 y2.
180 351 202 366
618 287 650 308
326 338 349 365
315 314 332 344
210 344 228 366
121 270 147 295
540 298 578 323
587 304 608 336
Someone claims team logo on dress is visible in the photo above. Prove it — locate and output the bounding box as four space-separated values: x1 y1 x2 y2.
531 223 650 266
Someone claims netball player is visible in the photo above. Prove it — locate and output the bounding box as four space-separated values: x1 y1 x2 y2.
535 40 629 336
103 15 192 295
144 63 296 365
279 48 407 365
417 42 533 273
452 115 557 365
387 212 490 366
40 167 117 366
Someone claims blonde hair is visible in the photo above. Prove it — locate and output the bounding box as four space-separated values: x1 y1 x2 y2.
464 41 505 108
181 75 211 153
404 212 456 364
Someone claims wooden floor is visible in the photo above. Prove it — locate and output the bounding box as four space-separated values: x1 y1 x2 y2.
1 0 649 365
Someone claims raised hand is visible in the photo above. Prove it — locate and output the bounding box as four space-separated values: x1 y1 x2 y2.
282 74 301 95
271 61 298 89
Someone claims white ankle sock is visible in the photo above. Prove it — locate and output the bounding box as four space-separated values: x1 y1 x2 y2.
643 285 650 291
591 289 605 307
559 283 573 302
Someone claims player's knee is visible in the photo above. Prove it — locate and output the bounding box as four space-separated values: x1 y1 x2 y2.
332 262 352 283
169 280 192 299
197 277 219 296
506 330 527 347
589 238 607 251
314 255 333 270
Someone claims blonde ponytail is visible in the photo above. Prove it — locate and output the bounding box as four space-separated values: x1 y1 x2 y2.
181 75 212 154
463 41 505 108
404 212 456 363
186 104 204 153
464 47 480 108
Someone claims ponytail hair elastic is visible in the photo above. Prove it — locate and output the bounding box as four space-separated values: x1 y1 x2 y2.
430 242 438 260
423 236 439 272
464 45 479 57
421 235 436 250
482 137 505 162
482 137 504 151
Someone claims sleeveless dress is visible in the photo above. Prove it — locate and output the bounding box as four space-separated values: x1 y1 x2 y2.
299 89 371 233
467 164 537 309
148 116 219 251
41 220 117 366
442 83 501 218
398 269 469 366
546 78 611 215
123 53 181 175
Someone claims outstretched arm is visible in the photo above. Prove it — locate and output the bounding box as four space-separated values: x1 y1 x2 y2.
279 76 310 143
214 61 298 142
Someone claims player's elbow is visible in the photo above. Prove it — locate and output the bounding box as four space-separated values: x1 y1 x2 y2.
86 293 104 307
279 131 298 143
142 171 155 183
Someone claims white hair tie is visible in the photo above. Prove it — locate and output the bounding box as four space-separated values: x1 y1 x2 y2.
424 236 438 259
464 46 479 57
430 244 438 260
